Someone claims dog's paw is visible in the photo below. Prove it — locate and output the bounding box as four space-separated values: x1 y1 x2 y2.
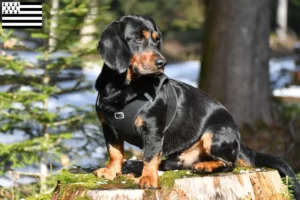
93 167 118 180
138 175 158 189
192 161 225 173
192 162 213 173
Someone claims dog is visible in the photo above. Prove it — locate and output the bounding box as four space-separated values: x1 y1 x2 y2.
94 15 300 199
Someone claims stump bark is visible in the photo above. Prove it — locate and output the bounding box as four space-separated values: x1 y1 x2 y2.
52 169 288 200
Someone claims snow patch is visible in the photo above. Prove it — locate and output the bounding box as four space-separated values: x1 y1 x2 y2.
273 86 300 97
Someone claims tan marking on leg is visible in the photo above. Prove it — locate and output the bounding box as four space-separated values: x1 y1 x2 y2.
142 30 150 39
97 112 106 124
135 115 145 127
177 131 213 167
201 131 213 155
94 142 124 180
138 153 162 188
192 160 225 172
178 140 202 167
191 132 229 172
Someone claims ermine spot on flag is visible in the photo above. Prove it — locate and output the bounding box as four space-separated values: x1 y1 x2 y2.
2 1 43 29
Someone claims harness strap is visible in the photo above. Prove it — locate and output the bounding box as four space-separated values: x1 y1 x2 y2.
164 82 178 132
96 92 149 149
110 93 151 137
96 75 177 142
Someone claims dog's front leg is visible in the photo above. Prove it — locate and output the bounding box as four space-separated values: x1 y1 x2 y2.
94 124 124 180
139 153 162 189
138 132 163 189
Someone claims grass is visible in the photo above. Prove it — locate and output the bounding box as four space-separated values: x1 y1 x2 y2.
26 193 53 200
281 173 300 200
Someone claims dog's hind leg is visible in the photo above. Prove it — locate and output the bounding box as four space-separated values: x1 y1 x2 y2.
192 130 240 173
160 153 185 171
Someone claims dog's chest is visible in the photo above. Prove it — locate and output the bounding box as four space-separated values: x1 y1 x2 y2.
104 96 151 149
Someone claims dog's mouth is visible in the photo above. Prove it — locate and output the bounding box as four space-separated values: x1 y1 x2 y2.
155 69 164 75
132 64 164 75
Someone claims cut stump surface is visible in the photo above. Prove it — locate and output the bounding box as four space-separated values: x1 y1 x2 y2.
52 167 288 200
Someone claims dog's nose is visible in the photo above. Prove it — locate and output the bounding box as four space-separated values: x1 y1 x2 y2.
154 58 167 69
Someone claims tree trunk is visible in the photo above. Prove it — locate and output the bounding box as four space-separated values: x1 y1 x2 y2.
49 0 59 52
52 170 288 200
199 0 272 126
276 0 288 41
79 0 98 45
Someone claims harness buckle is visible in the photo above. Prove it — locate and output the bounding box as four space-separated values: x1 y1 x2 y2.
114 112 125 119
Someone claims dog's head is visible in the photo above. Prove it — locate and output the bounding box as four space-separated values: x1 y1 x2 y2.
98 15 166 78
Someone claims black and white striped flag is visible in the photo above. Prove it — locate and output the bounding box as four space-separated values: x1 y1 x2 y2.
2 1 43 29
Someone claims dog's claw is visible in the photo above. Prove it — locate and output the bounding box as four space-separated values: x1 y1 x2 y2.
138 175 158 189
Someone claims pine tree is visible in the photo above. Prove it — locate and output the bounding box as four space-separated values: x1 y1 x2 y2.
0 0 107 198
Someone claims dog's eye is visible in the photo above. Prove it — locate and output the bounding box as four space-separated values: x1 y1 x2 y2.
135 37 143 42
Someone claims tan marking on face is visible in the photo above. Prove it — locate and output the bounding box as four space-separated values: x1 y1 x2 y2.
130 52 161 74
142 30 150 39
126 67 133 83
135 115 145 127
178 131 213 167
152 32 158 40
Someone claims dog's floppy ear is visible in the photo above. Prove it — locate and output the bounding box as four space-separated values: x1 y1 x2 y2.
98 21 130 74
156 26 163 50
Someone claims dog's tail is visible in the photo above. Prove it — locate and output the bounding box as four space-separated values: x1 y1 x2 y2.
239 143 300 199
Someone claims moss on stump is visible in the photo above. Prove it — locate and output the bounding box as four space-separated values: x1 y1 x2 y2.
51 163 289 200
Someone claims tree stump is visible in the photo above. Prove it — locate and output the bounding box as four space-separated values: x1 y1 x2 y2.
173 170 287 200
52 167 289 200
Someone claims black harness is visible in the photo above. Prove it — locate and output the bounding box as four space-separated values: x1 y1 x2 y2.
96 75 178 140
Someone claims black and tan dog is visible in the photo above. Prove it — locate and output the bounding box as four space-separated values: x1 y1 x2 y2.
94 15 300 198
